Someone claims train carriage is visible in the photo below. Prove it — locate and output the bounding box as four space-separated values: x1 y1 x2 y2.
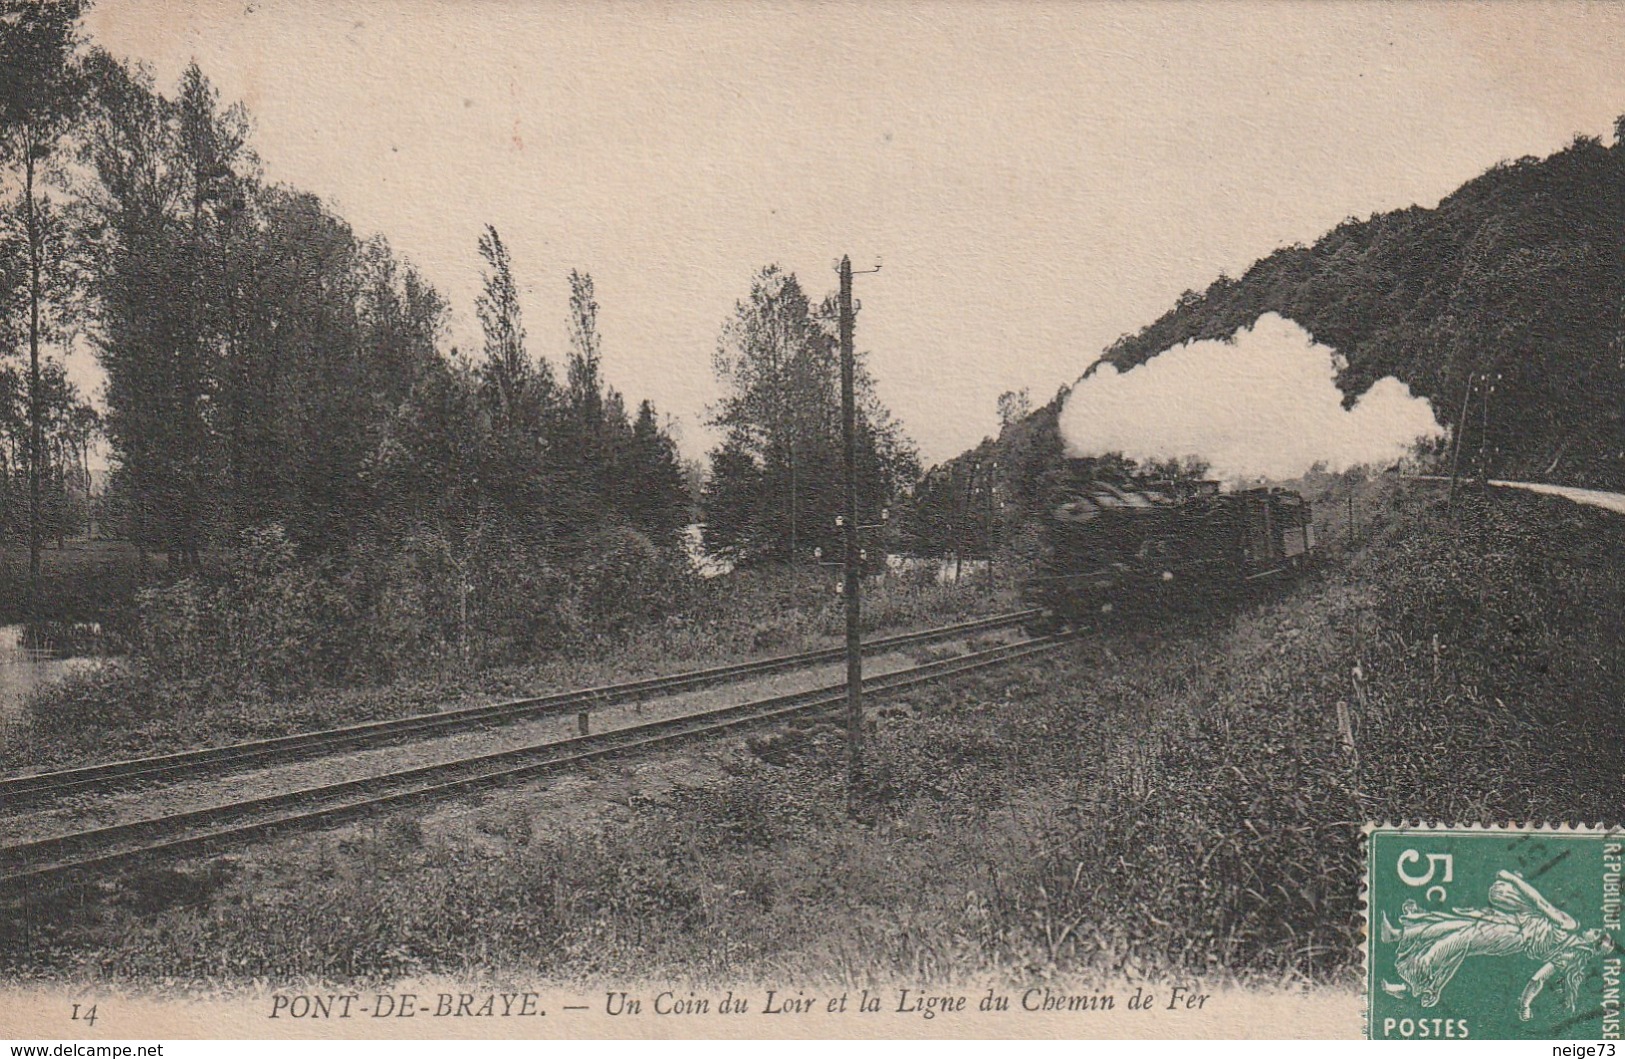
1023 478 1316 627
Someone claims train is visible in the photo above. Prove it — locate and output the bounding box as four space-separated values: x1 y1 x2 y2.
1022 477 1316 628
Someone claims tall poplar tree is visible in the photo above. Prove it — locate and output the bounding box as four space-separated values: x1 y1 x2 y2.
473 224 552 535
0 0 86 597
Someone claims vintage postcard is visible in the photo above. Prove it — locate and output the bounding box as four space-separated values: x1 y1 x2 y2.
1 0 1622 1043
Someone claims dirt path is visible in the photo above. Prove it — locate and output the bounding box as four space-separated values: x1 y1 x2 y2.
1484 478 1625 516
1407 474 1625 516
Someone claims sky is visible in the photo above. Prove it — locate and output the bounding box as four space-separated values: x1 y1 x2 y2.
76 0 1625 466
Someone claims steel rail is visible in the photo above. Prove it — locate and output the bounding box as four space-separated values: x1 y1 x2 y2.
0 609 1039 804
0 632 1075 892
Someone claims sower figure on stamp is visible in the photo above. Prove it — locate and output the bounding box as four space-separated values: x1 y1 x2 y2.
1381 869 1618 1020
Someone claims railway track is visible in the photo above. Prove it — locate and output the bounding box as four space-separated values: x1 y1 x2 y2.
0 609 1039 805
0 629 1075 894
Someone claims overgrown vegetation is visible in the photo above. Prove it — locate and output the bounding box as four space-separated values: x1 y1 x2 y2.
0 0 101 598
4 0 929 663
0 1 712 629
6 485 1616 988
3 561 1010 773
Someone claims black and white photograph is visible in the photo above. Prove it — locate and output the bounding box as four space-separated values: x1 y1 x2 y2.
0 0 1621 1041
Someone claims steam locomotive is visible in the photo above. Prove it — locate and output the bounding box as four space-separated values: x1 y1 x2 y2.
1022 478 1315 627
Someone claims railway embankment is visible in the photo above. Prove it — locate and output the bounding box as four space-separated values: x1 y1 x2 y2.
2 483 1619 990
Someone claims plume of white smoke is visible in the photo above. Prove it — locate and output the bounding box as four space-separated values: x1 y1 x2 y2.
1058 313 1444 481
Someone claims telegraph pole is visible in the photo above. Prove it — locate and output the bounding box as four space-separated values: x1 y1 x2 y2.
833 254 881 814
839 255 862 815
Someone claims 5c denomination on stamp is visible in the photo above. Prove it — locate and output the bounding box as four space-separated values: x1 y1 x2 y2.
1366 824 1624 1040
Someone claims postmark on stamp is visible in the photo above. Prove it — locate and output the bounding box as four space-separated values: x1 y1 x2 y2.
1366 824 1624 1040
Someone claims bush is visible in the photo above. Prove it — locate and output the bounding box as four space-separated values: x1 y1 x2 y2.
466 532 579 660
573 526 696 636
12 520 1009 773
356 529 465 678
13 487 1618 988
124 522 704 693
132 525 355 696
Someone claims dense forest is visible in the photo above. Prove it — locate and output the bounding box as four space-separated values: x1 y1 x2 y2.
0 6 656 651
904 123 1625 559
0 0 922 683
1 2 693 567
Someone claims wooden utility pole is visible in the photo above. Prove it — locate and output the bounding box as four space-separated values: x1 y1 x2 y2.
839 255 862 814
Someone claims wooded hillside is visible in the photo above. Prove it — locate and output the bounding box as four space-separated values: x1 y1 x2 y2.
1097 127 1625 488
902 128 1625 559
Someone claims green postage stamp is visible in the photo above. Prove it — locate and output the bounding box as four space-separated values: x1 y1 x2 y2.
1367 825 1624 1040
